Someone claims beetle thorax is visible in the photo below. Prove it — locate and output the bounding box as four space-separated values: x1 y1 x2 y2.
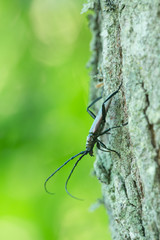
86 132 96 156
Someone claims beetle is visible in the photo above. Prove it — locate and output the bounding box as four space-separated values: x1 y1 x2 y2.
44 82 127 199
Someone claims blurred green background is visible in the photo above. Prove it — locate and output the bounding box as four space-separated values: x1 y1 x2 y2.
0 0 111 239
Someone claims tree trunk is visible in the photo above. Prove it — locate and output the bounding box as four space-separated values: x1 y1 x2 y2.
82 0 160 239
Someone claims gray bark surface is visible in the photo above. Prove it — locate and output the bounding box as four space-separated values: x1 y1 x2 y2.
82 0 160 239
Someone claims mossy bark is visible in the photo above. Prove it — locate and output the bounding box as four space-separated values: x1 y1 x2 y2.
82 0 160 239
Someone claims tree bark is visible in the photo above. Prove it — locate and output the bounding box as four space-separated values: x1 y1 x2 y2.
82 0 160 239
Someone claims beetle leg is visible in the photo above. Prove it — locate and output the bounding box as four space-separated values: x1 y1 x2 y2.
101 98 112 122
102 82 122 106
99 122 128 136
97 140 120 158
87 89 103 119
87 82 122 120
97 141 109 152
101 82 122 121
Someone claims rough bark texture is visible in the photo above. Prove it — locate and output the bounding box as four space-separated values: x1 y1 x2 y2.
82 0 160 239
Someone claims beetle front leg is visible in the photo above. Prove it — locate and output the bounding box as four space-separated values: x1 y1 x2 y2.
97 140 121 158
97 141 109 152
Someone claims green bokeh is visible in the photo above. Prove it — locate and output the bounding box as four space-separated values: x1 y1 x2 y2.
0 0 111 239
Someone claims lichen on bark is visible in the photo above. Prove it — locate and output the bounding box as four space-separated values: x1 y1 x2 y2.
83 0 160 239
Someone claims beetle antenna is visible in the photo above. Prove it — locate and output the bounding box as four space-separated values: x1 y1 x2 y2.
44 151 86 195
65 151 88 200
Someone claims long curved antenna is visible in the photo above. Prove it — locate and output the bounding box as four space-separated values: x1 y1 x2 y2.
65 151 88 200
44 151 86 194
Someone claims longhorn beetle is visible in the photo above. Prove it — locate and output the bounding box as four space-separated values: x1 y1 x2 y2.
44 82 127 200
